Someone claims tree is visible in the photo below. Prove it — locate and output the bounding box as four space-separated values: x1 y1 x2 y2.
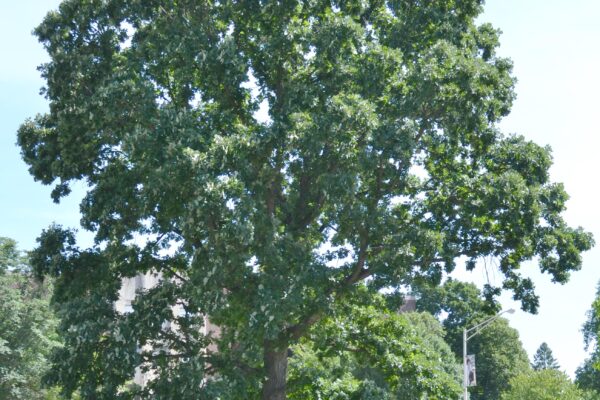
415 279 500 354
532 342 560 370
576 281 600 396
19 1 593 399
0 237 60 399
416 280 530 400
400 311 463 387
501 369 584 400
288 293 461 399
466 318 531 400
582 390 600 400
582 281 600 357
0 237 27 273
576 358 600 398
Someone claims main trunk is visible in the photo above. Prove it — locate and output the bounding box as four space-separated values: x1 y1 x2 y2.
262 342 288 400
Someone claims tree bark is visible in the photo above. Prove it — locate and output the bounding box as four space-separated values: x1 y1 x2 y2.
262 341 288 400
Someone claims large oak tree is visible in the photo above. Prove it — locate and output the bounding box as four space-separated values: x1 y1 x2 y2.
18 0 593 399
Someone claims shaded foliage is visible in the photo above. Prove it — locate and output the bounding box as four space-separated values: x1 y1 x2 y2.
576 358 600 397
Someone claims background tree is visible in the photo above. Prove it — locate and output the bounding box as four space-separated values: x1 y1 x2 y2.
416 280 530 400
288 292 461 399
415 279 500 353
576 281 600 396
576 359 600 399
0 237 60 400
460 315 531 400
500 369 584 400
0 237 28 273
19 0 593 398
532 342 560 370
582 390 600 400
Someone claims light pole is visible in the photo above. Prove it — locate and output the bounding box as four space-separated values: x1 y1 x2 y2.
462 308 515 400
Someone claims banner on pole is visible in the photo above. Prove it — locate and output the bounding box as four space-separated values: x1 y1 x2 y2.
466 354 476 387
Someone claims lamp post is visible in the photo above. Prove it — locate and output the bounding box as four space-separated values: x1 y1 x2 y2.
462 308 515 400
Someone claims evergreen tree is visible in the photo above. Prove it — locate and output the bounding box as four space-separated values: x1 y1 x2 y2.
532 342 560 370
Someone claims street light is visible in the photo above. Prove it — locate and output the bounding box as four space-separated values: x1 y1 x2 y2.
462 308 515 400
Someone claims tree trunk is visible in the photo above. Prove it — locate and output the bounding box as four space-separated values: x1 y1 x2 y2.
262 341 288 400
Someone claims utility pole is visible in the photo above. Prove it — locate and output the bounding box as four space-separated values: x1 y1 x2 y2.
463 328 468 400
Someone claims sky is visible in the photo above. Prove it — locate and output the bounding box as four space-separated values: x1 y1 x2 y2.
1 0 599 378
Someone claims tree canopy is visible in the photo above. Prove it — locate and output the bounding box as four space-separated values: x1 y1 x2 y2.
0 238 60 400
468 318 530 400
576 358 600 398
415 279 530 400
0 237 27 273
576 281 600 396
501 369 584 400
415 279 499 353
18 0 593 398
288 295 461 399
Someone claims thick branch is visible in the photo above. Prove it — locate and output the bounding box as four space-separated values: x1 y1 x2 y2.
288 311 325 341
287 230 373 340
345 233 370 286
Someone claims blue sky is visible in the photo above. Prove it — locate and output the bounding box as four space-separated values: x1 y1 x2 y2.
475 0 600 377
0 0 88 248
1 0 599 378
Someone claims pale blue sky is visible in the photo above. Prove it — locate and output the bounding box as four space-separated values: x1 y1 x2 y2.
1 0 599 378
476 0 600 377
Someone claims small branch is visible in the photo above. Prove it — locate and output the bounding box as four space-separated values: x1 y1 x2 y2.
142 351 194 361
318 222 336 233
414 125 426 143
162 264 189 283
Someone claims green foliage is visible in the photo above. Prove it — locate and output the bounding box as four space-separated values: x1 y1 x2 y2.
19 0 593 398
416 280 530 400
501 369 584 400
415 279 500 353
464 318 531 400
532 342 560 370
582 282 600 354
0 237 27 273
288 294 461 399
0 238 60 399
576 357 600 396
582 390 600 400
576 281 600 395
